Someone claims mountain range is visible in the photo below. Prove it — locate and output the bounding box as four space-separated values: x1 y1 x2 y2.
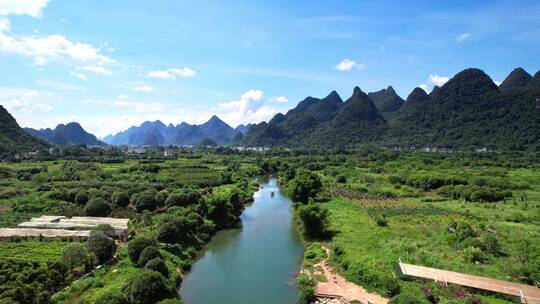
1 66 538 152
102 115 244 146
26 123 107 146
243 67 540 149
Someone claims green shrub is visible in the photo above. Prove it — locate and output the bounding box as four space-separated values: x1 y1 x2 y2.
383 278 400 296
461 246 486 263
156 220 181 244
375 215 388 227
74 191 89 206
62 243 91 271
127 237 158 264
506 212 527 223
389 290 430 304
92 224 116 238
123 270 175 304
336 175 347 184
297 204 329 240
87 232 116 264
297 274 316 304
132 191 158 212
289 170 323 203
95 290 128 304
144 258 169 277
138 246 162 268
84 198 112 217
112 191 130 207
155 190 169 207
165 189 201 207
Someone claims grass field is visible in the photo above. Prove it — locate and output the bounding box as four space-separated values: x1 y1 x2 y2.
0 240 69 262
292 152 540 303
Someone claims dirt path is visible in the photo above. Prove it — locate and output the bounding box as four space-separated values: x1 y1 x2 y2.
314 246 388 304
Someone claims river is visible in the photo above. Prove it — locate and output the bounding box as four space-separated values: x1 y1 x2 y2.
180 176 305 304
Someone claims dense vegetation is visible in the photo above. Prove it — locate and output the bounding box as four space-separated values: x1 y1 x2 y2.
0 105 49 158
0 152 261 303
0 145 539 304
276 149 540 304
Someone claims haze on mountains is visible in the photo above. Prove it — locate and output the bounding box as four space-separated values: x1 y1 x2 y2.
102 115 243 146
2 67 539 151
26 123 106 146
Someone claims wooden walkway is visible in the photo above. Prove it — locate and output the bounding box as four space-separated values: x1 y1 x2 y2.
399 262 540 304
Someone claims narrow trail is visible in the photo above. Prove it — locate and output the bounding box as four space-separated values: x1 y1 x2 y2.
314 246 388 304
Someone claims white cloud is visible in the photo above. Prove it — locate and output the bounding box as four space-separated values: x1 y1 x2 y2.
0 22 114 67
132 84 155 93
335 58 364 71
69 71 87 81
32 56 47 65
82 96 164 114
271 96 288 103
146 67 196 79
494 81 501 86
81 65 112 75
0 17 10 32
0 3 114 70
217 89 278 126
0 88 55 116
456 32 472 43
418 74 450 93
0 0 50 17
48 89 282 137
429 74 450 87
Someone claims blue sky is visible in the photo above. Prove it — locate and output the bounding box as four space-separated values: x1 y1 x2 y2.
0 0 539 137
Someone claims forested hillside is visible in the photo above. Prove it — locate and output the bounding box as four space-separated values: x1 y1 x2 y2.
0 106 49 157
386 68 540 149
243 67 540 150
26 122 106 146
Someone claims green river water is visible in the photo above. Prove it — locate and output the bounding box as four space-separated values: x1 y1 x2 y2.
180 177 305 304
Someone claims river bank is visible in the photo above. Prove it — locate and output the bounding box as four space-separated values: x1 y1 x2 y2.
180 177 305 304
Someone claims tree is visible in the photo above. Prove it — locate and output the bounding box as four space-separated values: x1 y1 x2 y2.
127 237 157 264
144 258 169 277
132 191 157 212
124 270 175 304
138 246 162 267
96 290 128 304
92 224 117 238
67 188 83 203
155 190 169 207
74 191 89 206
289 170 323 203
84 198 112 217
112 191 130 207
62 243 91 271
156 220 181 244
165 189 201 207
297 204 329 240
336 175 347 183
87 231 116 264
